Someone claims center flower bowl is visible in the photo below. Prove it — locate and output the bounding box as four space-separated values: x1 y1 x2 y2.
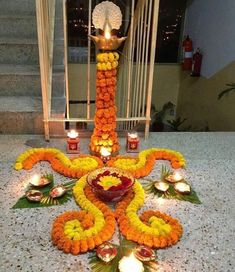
86 167 135 202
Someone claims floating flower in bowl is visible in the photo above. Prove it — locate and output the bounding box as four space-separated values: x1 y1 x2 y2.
87 167 135 202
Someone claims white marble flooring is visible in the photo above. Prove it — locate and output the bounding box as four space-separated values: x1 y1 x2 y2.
0 132 234 272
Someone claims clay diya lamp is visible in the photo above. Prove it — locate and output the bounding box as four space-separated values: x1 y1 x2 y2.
134 245 156 262
25 190 43 202
154 181 169 193
49 185 67 198
96 242 118 263
174 182 191 194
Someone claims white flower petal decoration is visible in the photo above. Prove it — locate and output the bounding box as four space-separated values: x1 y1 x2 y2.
92 1 122 30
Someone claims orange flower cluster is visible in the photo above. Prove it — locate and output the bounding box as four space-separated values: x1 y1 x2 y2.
51 186 116 255
90 53 120 155
115 192 183 248
107 148 186 178
15 148 103 178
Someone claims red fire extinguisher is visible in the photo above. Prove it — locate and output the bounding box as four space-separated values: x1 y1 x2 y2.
182 35 193 71
191 48 202 77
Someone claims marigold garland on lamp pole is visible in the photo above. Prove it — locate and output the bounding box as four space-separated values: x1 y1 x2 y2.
89 1 126 156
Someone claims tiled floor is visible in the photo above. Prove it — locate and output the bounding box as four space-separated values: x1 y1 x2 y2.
0 132 234 272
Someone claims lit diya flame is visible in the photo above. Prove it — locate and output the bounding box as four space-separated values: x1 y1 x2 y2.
67 129 78 139
119 252 144 272
29 174 51 187
174 182 191 194
96 242 118 263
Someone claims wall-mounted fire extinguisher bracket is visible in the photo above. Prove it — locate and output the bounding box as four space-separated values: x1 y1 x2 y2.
182 35 193 71
191 48 202 77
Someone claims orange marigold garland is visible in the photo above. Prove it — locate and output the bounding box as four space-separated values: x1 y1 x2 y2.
90 52 120 155
51 175 116 254
14 148 103 178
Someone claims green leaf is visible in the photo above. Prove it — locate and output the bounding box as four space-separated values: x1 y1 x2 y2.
12 177 77 209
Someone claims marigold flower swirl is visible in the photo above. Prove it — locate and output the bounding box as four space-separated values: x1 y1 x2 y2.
51 175 116 254
115 180 183 248
107 148 186 178
13 148 103 178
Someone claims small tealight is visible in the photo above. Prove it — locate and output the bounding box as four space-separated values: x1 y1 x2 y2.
154 181 169 193
29 174 51 187
174 182 191 194
100 147 111 164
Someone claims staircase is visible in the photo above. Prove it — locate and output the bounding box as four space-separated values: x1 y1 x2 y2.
0 0 66 135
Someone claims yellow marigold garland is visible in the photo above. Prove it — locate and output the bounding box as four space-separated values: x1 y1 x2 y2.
107 148 186 178
51 175 116 254
14 148 103 178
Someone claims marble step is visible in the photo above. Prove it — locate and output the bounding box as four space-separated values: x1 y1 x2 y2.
0 38 64 65
0 0 36 16
0 64 64 97
0 15 37 39
0 96 66 134
0 15 64 39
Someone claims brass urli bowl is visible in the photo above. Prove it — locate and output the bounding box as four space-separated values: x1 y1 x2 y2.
86 167 135 202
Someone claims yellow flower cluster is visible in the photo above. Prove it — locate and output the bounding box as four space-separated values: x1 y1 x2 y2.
70 158 98 170
125 180 171 236
73 176 105 238
14 148 99 172
149 216 172 236
64 219 84 240
114 148 186 171
97 176 121 191
96 52 119 70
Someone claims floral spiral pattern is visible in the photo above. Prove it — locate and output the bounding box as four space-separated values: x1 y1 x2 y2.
51 176 183 254
51 175 116 254
107 148 186 178
14 148 103 178
14 148 186 179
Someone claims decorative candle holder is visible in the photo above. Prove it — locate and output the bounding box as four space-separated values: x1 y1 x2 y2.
174 182 191 194
165 171 184 183
154 181 169 193
134 245 156 262
29 174 51 188
126 132 140 153
100 147 111 164
66 130 80 154
96 242 118 263
25 190 43 202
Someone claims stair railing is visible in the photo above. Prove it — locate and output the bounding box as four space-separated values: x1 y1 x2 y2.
117 0 160 139
36 0 56 140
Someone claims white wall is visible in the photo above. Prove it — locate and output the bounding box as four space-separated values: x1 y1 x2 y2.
184 0 235 78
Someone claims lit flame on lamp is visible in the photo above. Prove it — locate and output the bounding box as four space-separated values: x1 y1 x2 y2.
100 146 111 157
119 252 144 272
31 174 41 186
67 130 79 139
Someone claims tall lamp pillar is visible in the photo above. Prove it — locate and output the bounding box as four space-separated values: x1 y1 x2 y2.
89 1 126 156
